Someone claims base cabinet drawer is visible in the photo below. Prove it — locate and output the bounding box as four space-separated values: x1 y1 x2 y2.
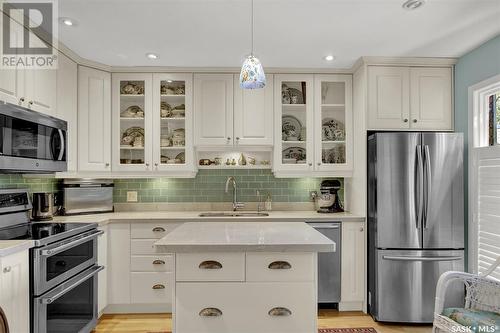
130 272 173 304
131 239 165 255
131 222 182 239
131 255 173 272
246 252 314 282
175 282 315 333
176 253 245 282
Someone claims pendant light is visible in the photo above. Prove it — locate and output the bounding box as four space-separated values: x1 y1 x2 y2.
239 0 266 89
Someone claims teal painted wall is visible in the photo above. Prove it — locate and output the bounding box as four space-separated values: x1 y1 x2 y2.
454 34 500 263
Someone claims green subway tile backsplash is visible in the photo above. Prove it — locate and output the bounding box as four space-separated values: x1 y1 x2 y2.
0 175 59 193
0 171 343 204
113 170 343 203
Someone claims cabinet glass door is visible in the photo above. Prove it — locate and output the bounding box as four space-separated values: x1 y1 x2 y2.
118 80 147 166
153 74 193 172
274 75 314 173
314 75 352 172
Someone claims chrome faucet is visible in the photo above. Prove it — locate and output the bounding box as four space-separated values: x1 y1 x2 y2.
225 176 244 211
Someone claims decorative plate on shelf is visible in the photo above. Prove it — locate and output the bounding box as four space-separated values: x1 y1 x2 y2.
282 115 302 141
322 146 346 164
175 152 185 164
282 147 306 162
120 127 145 146
120 82 144 95
120 105 144 118
161 84 185 95
281 84 304 104
322 118 345 141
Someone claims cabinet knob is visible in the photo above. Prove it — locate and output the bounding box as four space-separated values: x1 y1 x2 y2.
235 137 240 141
413 119 418 123
152 227 166 232
308 163 312 167
360 227 364 232
105 163 110 167
152 284 165 290
317 162 321 166
227 137 231 142
155 163 159 167
19 97 25 104
28 100 33 105
403 118 409 123
3 266 11 273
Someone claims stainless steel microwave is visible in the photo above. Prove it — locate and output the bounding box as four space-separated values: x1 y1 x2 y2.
0 101 67 173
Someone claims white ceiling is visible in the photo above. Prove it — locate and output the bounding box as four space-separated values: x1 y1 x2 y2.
58 0 500 68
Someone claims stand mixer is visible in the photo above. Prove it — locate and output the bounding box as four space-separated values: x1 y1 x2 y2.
317 179 344 213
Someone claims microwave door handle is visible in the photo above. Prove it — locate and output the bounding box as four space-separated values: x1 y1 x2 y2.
383 255 462 262
41 266 104 304
41 230 103 256
57 129 65 161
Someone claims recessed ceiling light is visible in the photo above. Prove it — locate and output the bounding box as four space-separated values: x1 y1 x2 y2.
146 53 158 60
324 55 335 61
402 0 425 10
60 17 74 26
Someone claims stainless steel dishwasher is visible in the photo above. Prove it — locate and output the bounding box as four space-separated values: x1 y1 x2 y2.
308 222 341 304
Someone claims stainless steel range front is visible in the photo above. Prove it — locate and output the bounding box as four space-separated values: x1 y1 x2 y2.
0 189 102 333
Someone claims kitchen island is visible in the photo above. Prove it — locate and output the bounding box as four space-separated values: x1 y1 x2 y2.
155 222 335 333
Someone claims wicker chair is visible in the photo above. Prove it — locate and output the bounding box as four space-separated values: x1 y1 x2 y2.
433 257 500 333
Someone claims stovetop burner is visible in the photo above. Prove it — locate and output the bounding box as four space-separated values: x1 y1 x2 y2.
0 222 98 246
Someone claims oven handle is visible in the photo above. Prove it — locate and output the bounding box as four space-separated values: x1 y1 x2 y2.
41 230 103 256
41 265 104 304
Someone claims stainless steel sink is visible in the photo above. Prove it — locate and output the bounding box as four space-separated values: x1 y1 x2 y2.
199 212 269 217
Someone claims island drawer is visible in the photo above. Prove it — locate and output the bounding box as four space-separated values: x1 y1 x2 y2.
246 252 315 282
131 222 183 239
176 253 245 282
131 239 164 255
130 272 173 304
131 255 173 272
175 282 315 333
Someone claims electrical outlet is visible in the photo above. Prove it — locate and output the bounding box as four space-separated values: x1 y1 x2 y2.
309 191 318 201
127 191 138 202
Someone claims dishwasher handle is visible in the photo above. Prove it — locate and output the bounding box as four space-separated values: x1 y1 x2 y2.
307 222 341 229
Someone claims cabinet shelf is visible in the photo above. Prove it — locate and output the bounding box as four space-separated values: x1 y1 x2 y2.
198 165 271 170
120 117 145 121
161 146 185 150
282 140 306 144
322 140 345 144
161 94 185 97
161 117 185 120
120 146 144 150
120 94 144 97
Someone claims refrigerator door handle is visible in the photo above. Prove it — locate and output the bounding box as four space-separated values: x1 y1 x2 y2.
416 145 424 229
382 255 463 262
424 145 432 229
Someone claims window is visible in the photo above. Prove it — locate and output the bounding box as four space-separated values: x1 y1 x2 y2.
487 91 500 145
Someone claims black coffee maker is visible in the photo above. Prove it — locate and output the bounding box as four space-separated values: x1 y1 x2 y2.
317 180 344 213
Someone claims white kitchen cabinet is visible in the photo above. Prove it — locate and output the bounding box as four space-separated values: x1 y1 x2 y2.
314 74 353 174
97 225 108 315
409 67 452 130
77 66 112 172
233 74 274 146
367 66 410 130
194 74 234 146
367 65 453 131
273 74 315 174
0 250 30 333
112 73 153 172
0 12 23 106
340 222 365 311
56 53 78 172
107 222 131 306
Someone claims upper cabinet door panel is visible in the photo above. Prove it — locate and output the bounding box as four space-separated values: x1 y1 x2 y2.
78 66 112 172
410 67 453 130
0 14 23 105
24 68 57 116
233 74 274 146
194 74 233 146
367 66 410 130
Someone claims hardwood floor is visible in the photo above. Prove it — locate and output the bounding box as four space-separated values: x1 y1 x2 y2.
93 311 432 333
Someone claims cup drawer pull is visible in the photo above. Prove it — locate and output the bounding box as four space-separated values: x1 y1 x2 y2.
268 307 292 317
199 260 223 269
268 261 292 269
199 307 223 317
152 260 165 265
152 284 165 290
152 227 166 232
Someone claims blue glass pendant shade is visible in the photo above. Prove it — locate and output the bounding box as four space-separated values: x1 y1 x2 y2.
239 55 266 89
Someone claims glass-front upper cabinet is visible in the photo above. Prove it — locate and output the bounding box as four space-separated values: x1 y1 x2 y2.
112 73 153 171
273 74 314 174
152 73 194 172
314 74 352 172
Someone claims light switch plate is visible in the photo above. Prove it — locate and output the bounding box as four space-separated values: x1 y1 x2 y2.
127 191 138 202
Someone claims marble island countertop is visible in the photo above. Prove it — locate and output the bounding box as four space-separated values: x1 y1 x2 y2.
154 222 336 253
52 210 364 225
0 240 34 257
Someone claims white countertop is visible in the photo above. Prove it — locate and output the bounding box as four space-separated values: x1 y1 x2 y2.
154 222 336 253
0 240 33 257
53 210 364 225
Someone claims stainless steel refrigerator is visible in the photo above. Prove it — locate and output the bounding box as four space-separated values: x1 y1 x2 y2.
368 132 465 323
